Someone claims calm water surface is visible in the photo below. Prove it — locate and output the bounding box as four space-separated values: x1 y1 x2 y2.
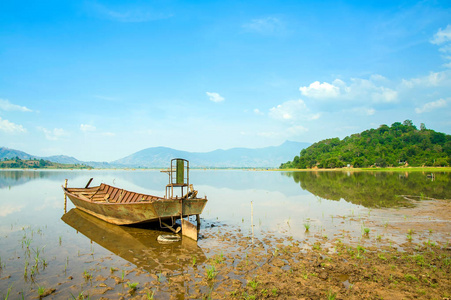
0 169 449 298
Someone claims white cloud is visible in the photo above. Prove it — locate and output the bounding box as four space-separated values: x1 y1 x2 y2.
206 92 224 103
0 99 32 112
415 99 447 114
102 132 116 137
253 108 264 115
371 87 398 103
299 77 398 104
38 127 68 140
431 24 451 45
269 99 319 121
299 81 340 98
401 71 447 88
80 124 96 132
431 25 451 68
0 117 26 134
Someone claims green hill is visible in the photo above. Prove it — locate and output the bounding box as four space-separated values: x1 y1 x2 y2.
280 120 451 169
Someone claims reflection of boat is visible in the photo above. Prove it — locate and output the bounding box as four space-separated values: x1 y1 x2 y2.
61 208 206 273
62 159 207 239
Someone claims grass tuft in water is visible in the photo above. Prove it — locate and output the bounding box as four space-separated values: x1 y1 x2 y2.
206 265 217 280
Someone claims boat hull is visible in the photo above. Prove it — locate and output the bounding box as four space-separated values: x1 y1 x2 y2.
63 186 207 225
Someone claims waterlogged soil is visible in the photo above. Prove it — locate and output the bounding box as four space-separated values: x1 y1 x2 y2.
1 200 450 299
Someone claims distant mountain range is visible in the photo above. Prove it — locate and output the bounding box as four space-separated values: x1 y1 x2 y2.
0 141 310 168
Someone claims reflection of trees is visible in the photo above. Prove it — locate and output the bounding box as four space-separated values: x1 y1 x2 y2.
0 170 74 189
282 171 451 208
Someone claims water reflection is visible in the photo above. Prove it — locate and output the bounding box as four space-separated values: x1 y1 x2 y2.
61 208 207 274
283 171 451 208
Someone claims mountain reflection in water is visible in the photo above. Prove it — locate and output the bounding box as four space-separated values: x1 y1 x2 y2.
61 209 206 274
283 171 451 208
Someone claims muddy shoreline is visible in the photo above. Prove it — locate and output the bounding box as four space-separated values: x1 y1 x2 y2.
1 198 448 299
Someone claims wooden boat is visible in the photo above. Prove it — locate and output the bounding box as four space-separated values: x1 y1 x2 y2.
62 159 207 240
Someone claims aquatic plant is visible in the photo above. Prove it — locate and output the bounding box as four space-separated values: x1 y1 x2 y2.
83 270 92 280
407 234 413 242
127 282 139 292
327 290 337 300
4 284 12 300
146 290 154 299
38 285 45 296
247 278 259 290
303 223 310 232
378 253 386 260
206 265 217 280
24 260 29 278
356 245 365 253
407 228 414 235
363 227 370 236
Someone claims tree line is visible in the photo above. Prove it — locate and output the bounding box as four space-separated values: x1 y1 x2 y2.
280 120 451 169
0 157 92 169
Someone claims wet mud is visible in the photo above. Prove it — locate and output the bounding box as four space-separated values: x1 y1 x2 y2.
0 199 450 299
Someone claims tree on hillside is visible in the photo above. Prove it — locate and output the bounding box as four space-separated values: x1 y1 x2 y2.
280 120 451 169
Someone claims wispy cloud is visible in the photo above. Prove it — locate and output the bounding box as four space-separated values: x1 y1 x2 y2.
253 108 264 115
258 125 308 138
38 127 68 141
269 99 320 121
243 17 286 35
80 124 96 132
0 204 24 217
89 2 172 23
415 99 447 114
0 99 32 112
431 24 451 68
206 92 225 103
0 117 26 134
401 71 447 88
431 24 451 45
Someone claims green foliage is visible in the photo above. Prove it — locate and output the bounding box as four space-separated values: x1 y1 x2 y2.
280 120 451 169
0 158 91 169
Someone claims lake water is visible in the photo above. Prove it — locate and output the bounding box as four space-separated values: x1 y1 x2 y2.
0 169 449 298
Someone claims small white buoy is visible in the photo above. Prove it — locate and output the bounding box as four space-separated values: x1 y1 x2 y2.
157 235 181 243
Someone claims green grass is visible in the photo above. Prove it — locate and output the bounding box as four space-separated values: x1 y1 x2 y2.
247 278 259 290
127 282 139 292
206 265 218 280
304 223 311 231
38 286 45 296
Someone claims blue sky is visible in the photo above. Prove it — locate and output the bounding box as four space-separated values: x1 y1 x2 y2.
1 0 451 161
